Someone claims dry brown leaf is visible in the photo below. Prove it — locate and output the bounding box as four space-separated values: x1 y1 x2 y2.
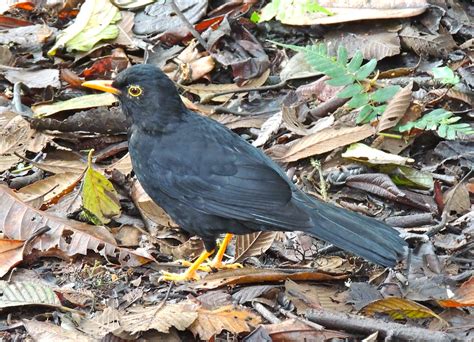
263 319 352 341
438 276 474 308
79 307 122 339
120 303 198 334
270 125 375 163
0 110 51 171
130 180 178 228
106 152 133 175
360 297 444 322
399 25 457 57
189 305 261 340
325 25 401 60
182 69 270 103
24 320 94 342
0 185 153 267
194 267 348 289
377 82 413 133
17 172 83 208
28 150 87 174
235 232 277 262
0 239 25 277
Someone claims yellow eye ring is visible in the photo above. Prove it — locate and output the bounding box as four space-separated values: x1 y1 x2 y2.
128 85 142 97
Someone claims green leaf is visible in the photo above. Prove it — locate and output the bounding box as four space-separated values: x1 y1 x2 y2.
337 83 363 98
355 59 377 80
336 45 348 65
250 11 261 23
389 166 434 189
326 75 354 86
372 104 387 115
347 93 369 109
371 85 401 103
356 104 375 124
432 66 460 85
347 51 363 73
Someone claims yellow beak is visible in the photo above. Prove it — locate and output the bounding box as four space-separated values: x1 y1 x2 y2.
81 80 121 95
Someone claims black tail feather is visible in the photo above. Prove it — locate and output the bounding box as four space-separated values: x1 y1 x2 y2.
304 198 407 267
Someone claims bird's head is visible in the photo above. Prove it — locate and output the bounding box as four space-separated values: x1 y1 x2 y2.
82 64 184 126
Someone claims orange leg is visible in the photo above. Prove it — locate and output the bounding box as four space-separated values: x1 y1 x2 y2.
160 249 213 282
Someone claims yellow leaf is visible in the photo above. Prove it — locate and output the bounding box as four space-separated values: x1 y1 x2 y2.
82 150 121 224
360 297 444 322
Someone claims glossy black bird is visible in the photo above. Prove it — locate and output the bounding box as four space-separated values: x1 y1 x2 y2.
83 64 407 281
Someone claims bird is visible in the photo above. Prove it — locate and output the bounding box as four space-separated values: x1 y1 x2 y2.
82 64 407 282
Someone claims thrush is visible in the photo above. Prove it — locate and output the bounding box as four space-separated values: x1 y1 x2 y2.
83 64 407 282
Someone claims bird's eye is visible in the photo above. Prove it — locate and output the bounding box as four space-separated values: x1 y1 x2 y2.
128 85 142 97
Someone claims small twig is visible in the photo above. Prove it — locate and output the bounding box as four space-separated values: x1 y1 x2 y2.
168 0 208 51
306 309 453 341
252 302 280 324
279 308 324 330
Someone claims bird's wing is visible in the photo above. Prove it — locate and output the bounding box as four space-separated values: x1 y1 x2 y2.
147 119 310 226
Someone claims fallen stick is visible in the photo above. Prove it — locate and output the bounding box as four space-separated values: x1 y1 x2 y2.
306 309 452 342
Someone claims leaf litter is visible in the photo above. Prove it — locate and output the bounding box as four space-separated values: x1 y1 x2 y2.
0 0 472 340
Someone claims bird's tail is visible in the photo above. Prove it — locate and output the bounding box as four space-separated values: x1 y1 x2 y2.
301 195 407 267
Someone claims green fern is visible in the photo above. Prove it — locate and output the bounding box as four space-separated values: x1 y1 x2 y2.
398 109 474 140
272 42 399 123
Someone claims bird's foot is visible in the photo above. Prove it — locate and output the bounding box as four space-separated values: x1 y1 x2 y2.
206 259 243 271
159 269 200 282
176 259 212 272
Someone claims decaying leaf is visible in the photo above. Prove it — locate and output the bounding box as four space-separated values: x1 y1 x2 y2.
360 297 444 322
32 93 118 118
232 285 277 304
27 150 87 174
120 303 198 334
342 143 414 165
0 185 153 267
48 0 121 55
189 305 261 340
194 268 348 290
235 232 277 262
0 239 26 277
0 281 61 309
79 307 122 339
377 82 413 132
17 172 83 208
438 276 474 308
82 150 121 224
270 125 375 162
24 320 94 342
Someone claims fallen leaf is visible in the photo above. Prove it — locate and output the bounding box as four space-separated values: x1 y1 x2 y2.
342 143 414 165
27 150 87 174
270 125 375 163
48 0 120 55
5 68 60 89
82 150 121 224
0 185 153 267
235 232 277 262
232 285 277 304
32 93 118 117
189 305 261 340
262 319 352 341
438 277 474 308
377 82 413 132
79 307 122 339
252 112 282 147
120 303 198 334
24 320 94 342
194 268 348 289
17 172 83 208
0 281 61 309
0 239 25 277
360 297 444 322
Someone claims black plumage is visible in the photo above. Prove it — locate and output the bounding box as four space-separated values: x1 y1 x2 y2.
88 64 407 269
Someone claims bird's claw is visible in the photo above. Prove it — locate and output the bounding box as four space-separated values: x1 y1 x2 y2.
159 270 200 282
176 259 212 272
208 261 243 270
